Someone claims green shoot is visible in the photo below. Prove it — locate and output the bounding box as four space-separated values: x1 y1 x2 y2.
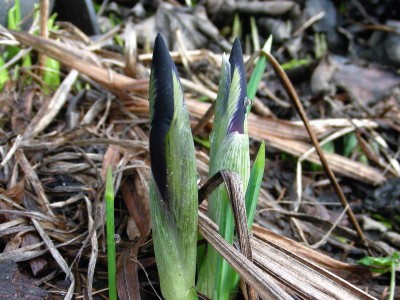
250 17 260 52
197 39 250 300
231 13 242 41
358 252 399 300
43 57 61 91
194 136 211 149
246 35 272 112
342 133 358 157
42 13 61 93
149 34 198 300
198 37 269 300
105 167 117 300
281 58 311 70
314 33 328 59
371 214 392 230
231 142 265 291
6 2 60 90
245 141 265 228
7 0 21 30
6 0 22 60
0 57 10 91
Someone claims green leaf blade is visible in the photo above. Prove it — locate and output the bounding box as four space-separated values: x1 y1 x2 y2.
105 167 117 300
247 35 272 103
246 141 265 228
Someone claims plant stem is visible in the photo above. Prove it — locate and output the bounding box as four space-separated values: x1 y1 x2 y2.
105 167 117 300
389 261 395 300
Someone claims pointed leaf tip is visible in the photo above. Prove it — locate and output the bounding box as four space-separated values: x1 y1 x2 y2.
229 38 245 79
149 33 175 201
228 38 247 134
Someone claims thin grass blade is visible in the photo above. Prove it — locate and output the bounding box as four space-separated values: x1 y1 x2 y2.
246 35 272 106
0 57 10 91
105 167 117 300
245 141 265 228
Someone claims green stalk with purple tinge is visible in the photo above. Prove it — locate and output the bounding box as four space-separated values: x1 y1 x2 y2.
149 34 198 300
197 38 251 300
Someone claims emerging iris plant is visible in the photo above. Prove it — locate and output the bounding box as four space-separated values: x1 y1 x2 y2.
197 39 250 300
149 34 198 300
149 34 262 300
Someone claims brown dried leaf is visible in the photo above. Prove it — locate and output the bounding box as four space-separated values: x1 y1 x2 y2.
101 145 121 181
199 170 256 299
251 236 376 300
252 224 373 283
199 172 376 299
188 100 385 184
2 180 25 205
198 211 292 299
199 212 377 300
23 70 79 139
0 182 22 221
11 88 34 134
266 135 385 184
121 173 151 239
20 233 48 276
10 30 148 92
117 243 141 300
32 219 75 300
15 150 55 217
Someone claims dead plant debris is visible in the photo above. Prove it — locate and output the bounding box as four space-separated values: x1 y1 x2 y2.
0 0 399 299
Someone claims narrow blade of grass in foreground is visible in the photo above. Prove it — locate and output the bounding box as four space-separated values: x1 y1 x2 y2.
149 34 198 300
105 167 117 300
0 57 10 91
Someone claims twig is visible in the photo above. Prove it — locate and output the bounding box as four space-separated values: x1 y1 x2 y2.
308 206 349 249
181 77 217 100
23 69 79 138
39 0 49 75
0 135 23 169
15 150 56 218
264 50 367 246
292 11 326 37
199 212 290 300
295 126 356 211
192 102 215 135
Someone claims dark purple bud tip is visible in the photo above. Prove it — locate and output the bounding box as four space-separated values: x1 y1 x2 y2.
149 33 176 201
228 38 247 134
